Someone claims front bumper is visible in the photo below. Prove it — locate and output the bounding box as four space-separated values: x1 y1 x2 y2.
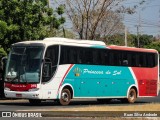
4 90 42 99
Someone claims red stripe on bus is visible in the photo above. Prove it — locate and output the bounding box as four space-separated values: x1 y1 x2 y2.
56 64 74 96
131 66 158 96
4 83 37 91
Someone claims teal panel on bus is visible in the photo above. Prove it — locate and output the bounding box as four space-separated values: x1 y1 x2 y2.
63 65 135 97
91 45 106 48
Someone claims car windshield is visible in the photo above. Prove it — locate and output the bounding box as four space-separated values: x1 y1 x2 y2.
5 46 44 83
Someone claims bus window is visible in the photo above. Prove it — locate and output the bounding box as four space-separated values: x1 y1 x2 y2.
84 49 93 64
122 52 128 66
108 51 114 66
93 49 101 65
103 50 109 65
98 49 103 65
69 48 77 64
139 53 147 67
131 53 138 67
60 46 69 64
147 53 157 68
76 48 82 64
100 50 105 65
43 45 59 82
111 51 121 66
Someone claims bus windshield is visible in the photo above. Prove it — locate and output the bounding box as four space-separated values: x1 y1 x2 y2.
5 46 44 83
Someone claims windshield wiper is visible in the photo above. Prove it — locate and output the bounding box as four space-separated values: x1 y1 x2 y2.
22 66 28 84
10 76 18 83
20 48 28 84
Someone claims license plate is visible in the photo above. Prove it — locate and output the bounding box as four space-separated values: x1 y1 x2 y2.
16 94 22 97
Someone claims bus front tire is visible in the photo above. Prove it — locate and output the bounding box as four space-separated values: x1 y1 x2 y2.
59 89 71 106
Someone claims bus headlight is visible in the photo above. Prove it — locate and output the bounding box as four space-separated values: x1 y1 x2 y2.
28 88 39 92
4 87 10 91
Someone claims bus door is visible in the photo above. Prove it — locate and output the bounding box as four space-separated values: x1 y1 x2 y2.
41 45 59 99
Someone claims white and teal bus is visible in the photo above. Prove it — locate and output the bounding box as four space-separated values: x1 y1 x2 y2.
4 37 159 105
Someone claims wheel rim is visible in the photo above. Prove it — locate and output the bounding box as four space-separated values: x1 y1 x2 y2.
61 92 69 102
129 91 135 101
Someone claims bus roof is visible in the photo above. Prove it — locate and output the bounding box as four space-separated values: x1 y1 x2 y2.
108 45 158 53
12 37 106 47
12 37 158 53
43 37 105 46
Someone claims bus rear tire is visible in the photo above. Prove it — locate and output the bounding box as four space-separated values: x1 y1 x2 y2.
29 99 41 105
126 88 137 103
59 89 71 105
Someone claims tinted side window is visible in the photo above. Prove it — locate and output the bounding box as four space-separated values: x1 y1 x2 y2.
108 50 121 66
60 46 83 64
84 49 92 64
60 46 69 64
103 50 109 65
45 46 59 66
122 52 129 66
42 45 59 82
115 51 121 66
93 49 104 65
130 53 138 67
77 48 83 64
69 48 77 64
139 53 146 67
147 53 157 67
60 46 158 68
129 52 157 68
93 50 99 65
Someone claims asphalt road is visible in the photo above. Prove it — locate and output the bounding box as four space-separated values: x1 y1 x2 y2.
0 91 159 111
0 91 159 119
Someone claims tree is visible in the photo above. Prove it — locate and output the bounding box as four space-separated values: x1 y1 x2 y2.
0 47 7 59
128 34 153 47
104 34 125 46
55 29 76 39
145 42 160 53
0 20 7 40
0 0 65 52
64 0 143 40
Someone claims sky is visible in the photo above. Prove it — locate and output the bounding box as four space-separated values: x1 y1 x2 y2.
122 0 160 36
49 0 160 37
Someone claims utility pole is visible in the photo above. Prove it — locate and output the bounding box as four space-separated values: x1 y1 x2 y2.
159 8 160 38
125 26 127 46
137 4 141 48
63 26 66 38
48 0 50 8
137 25 140 48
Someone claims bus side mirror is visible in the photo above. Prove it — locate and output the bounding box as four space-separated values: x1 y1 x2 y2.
1 57 7 71
43 62 52 78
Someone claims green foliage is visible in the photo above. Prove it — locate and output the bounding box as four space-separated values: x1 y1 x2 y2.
0 0 65 52
144 42 160 52
55 29 76 39
103 34 155 48
104 34 125 46
57 5 65 15
129 34 153 47
0 47 7 59
0 20 7 39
